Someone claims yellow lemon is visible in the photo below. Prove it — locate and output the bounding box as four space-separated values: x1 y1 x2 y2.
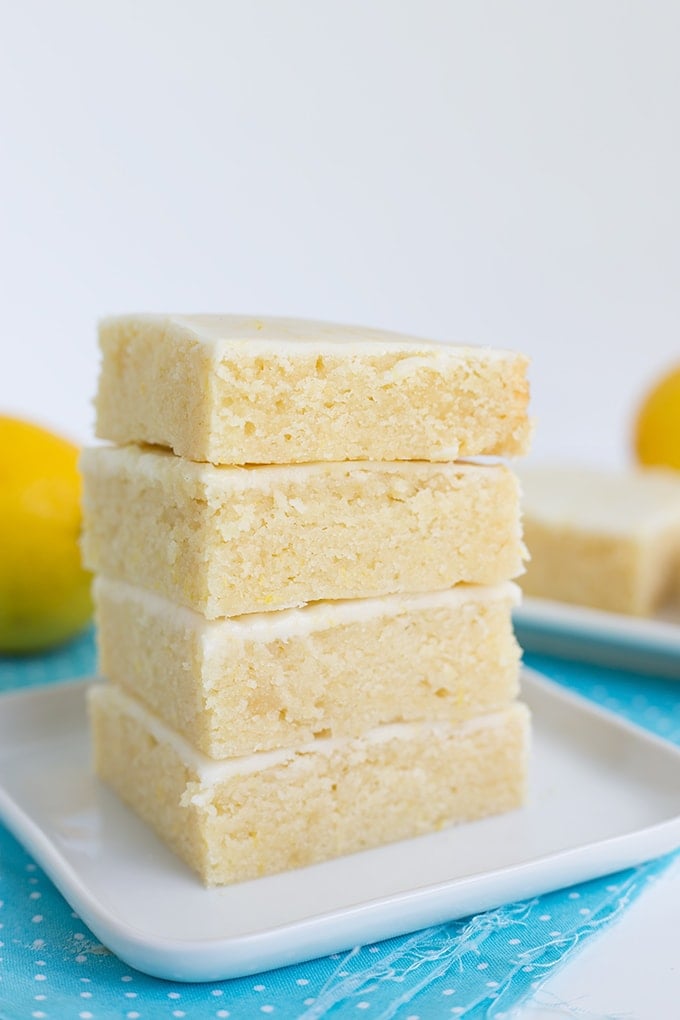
0 416 92 653
634 366 680 471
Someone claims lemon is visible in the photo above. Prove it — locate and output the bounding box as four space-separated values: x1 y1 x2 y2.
634 366 680 470
0 416 92 653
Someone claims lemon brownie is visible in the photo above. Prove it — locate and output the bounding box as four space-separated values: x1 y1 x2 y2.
95 314 531 465
94 576 521 757
81 446 525 618
519 465 680 615
89 682 530 885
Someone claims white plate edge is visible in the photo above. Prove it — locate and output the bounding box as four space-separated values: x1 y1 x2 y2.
515 599 680 657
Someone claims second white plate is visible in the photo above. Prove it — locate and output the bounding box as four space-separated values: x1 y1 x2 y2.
1 669 680 982
514 598 680 675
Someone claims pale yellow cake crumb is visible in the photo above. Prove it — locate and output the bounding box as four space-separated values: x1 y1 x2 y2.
81 446 526 618
89 683 530 886
519 465 680 615
95 314 531 465
94 576 522 757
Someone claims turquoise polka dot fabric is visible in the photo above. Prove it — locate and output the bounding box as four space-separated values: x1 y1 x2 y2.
0 630 677 1019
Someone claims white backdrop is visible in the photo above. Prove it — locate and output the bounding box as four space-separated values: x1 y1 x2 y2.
1 1 678 464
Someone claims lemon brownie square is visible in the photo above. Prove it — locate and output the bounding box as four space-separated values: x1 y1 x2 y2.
95 314 531 465
81 446 525 618
89 683 530 886
94 576 521 757
519 465 680 615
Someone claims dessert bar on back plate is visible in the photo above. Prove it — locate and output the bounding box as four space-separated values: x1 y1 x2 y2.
518 464 680 616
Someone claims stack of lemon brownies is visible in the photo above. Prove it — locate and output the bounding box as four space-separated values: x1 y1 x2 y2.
81 314 532 886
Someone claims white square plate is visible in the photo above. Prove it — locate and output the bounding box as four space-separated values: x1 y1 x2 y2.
1 669 680 982
514 599 680 675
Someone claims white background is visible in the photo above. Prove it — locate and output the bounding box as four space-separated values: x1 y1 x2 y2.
1 1 679 463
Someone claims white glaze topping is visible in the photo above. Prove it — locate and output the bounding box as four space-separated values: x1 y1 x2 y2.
93 576 520 645
81 443 509 494
91 683 513 783
101 313 517 361
519 465 680 536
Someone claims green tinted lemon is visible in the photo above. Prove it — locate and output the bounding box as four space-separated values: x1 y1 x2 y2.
0 416 92 653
